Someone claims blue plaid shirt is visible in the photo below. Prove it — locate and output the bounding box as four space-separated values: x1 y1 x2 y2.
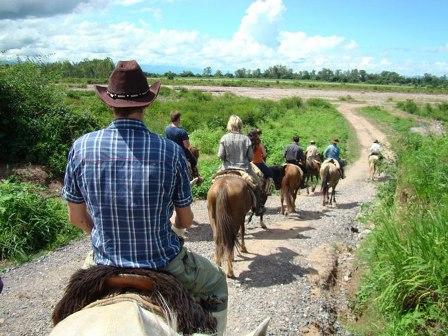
62 119 192 269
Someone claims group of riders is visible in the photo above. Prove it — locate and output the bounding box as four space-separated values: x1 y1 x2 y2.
22 60 383 335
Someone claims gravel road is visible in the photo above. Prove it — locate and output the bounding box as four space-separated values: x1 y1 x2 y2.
0 101 384 336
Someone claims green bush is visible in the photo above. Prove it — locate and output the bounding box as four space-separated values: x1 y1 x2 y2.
356 107 448 335
0 180 81 262
0 62 101 176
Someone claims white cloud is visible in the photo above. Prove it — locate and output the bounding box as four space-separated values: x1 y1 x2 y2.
235 0 285 47
345 40 358 50
278 31 345 60
1 0 445 75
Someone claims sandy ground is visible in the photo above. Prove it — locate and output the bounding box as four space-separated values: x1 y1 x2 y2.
168 84 448 104
1 90 390 335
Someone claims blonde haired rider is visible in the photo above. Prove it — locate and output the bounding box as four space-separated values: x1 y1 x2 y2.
218 115 265 215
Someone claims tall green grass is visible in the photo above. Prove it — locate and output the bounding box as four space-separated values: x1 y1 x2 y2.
66 90 355 199
0 181 81 263
396 99 448 123
355 106 448 335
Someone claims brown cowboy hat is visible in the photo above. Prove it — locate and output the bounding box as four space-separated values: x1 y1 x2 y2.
95 60 161 108
332 138 339 143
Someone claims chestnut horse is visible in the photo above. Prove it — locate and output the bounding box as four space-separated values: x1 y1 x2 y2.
280 164 304 216
207 175 266 278
305 154 323 194
320 159 341 206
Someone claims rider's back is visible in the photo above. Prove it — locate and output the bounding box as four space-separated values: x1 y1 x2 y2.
218 132 252 171
64 119 192 269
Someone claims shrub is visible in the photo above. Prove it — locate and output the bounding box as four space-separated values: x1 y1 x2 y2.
396 99 418 114
0 180 81 262
0 62 101 176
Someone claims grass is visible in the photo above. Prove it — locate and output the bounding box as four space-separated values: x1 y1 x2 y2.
0 180 81 264
396 99 448 123
354 106 448 335
65 89 356 199
57 76 448 94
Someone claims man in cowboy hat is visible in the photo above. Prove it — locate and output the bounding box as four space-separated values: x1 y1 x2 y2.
61 60 228 334
369 139 383 159
323 138 345 178
305 140 319 159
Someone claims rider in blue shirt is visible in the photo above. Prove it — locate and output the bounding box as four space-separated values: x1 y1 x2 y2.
323 138 345 178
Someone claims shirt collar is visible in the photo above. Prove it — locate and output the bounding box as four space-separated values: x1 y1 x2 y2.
108 118 149 131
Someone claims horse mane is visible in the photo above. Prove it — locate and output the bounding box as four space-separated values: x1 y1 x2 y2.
52 266 216 335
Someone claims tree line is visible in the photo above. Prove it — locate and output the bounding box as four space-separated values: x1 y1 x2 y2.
18 58 448 88
169 65 447 87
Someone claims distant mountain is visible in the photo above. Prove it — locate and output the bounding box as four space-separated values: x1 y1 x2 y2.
141 64 203 75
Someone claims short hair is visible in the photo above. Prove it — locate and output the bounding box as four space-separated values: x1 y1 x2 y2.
227 115 243 132
112 107 144 118
374 139 379 143
293 135 300 143
170 111 181 122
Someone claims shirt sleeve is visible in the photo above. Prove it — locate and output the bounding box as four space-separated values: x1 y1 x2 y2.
180 129 189 141
173 151 193 208
218 139 226 160
246 138 254 161
323 146 329 158
61 146 85 204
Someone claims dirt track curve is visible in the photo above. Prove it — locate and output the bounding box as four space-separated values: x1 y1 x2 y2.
1 99 385 335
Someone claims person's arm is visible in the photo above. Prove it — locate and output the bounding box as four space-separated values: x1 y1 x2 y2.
183 139 191 150
218 140 226 161
172 149 194 231
323 146 329 158
246 139 254 161
172 206 193 229
260 143 267 159
67 202 93 234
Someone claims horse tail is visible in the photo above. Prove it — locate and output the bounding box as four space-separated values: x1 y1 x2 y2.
214 186 240 256
321 164 330 192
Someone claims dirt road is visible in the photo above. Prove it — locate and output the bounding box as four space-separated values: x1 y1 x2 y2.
0 100 383 335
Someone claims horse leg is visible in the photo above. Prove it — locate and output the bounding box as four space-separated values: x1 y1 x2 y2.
259 213 267 229
226 248 235 278
240 222 248 253
280 189 285 215
333 187 337 205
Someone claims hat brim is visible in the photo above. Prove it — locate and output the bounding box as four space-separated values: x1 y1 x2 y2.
94 81 161 108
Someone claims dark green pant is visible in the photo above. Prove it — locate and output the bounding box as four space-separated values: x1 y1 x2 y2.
163 247 228 312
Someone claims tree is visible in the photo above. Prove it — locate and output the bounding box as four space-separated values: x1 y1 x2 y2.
214 70 223 77
202 67 212 77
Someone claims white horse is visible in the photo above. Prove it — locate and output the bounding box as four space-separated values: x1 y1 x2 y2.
368 155 380 181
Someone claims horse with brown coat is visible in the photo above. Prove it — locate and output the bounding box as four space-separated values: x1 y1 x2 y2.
320 159 341 206
207 174 267 278
280 164 304 216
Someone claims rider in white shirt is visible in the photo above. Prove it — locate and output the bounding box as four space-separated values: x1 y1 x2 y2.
369 140 382 158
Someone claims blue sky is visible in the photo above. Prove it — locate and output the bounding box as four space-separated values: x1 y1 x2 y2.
0 0 447 75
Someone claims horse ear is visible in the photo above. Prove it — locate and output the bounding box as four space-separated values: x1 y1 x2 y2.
245 317 270 336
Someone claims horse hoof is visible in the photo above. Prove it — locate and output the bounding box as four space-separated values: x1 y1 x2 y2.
261 223 267 230
241 247 248 253
226 273 235 279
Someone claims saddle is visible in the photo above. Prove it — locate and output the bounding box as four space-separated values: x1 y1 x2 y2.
52 265 217 334
213 169 257 189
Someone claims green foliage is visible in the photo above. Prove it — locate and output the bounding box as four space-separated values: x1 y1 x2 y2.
356 107 448 335
42 58 114 80
396 99 448 123
0 62 101 175
0 181 81 262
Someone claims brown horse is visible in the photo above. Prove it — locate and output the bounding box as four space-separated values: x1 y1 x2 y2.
280 164 304 216
207 175 266 278
305 154 322 194
320 159 341 206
